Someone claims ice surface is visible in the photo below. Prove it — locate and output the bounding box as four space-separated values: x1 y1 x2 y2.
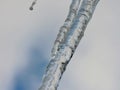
39 0 99 90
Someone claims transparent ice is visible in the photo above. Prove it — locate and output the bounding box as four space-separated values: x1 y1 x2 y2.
38 0 100 90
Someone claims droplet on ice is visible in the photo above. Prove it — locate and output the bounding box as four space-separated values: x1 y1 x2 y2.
29 0 37 11
29 6 33 10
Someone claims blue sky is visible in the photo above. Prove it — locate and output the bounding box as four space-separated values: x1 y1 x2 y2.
0 0 120 90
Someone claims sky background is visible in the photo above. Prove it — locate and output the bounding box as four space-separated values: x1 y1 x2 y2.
0 0 120 90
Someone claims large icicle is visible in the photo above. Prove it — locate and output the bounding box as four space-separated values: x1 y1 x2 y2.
39 0 100 90
51 0 81 58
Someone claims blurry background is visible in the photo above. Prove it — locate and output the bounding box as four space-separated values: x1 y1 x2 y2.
0 0 120 90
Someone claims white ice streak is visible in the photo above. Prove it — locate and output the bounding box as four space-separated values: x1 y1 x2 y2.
51 0 81 58
39 0 100 90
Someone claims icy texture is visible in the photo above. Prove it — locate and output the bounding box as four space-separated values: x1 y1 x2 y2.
51 0 81 57
39 0 100 90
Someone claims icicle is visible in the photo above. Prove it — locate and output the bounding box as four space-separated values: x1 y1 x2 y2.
51 0 81 58
29 0 37 10
39 0 100 90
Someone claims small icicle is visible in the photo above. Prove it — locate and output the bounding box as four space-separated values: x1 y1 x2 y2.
29 0 37 10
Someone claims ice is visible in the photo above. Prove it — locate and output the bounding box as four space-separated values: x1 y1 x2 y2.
39 0 100 90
